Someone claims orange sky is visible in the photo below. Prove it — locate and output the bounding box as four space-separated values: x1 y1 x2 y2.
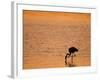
23 10 91 26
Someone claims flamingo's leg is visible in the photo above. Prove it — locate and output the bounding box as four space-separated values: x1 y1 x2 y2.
71 54 75 64
71 56 73 64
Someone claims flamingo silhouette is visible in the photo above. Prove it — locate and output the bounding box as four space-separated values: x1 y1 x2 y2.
65 47 78 65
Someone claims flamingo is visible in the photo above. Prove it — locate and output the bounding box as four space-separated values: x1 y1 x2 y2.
65 47 78 65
